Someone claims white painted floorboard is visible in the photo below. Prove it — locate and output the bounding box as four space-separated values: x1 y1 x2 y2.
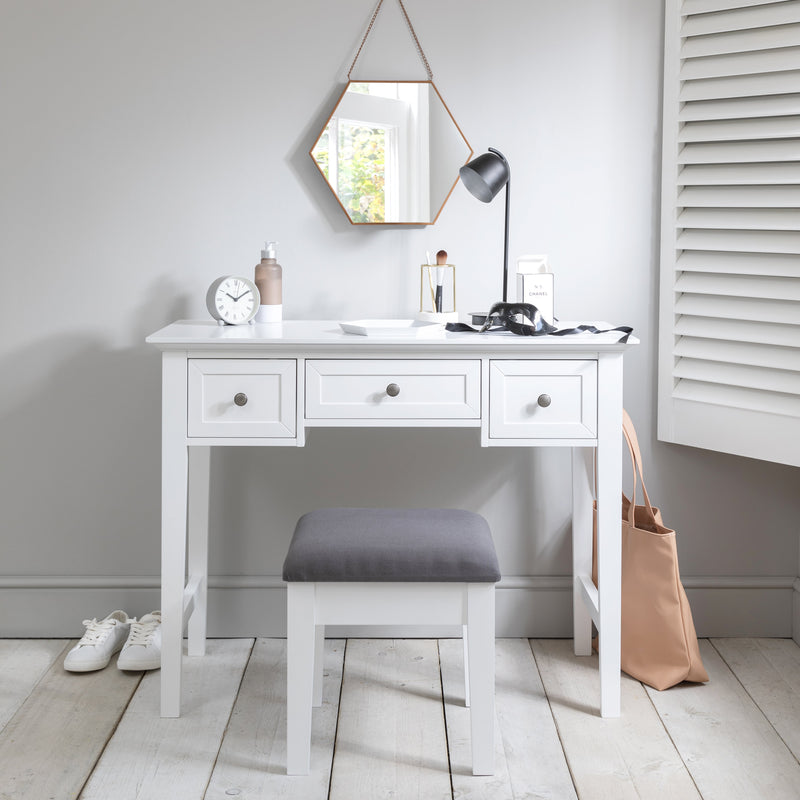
532 639 702 800
0 639 66 729
1 637 799 800
646 640 800 800
78 639 252 800
329 639 452 800
204 637 344 800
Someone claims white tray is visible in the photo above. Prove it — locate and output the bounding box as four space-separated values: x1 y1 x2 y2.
339 319 445 337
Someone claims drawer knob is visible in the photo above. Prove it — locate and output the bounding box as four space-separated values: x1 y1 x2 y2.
233 392 248 407
537 393 551 408
386 383 400 397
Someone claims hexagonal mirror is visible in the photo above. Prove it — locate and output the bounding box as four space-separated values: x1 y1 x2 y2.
310 81 472 225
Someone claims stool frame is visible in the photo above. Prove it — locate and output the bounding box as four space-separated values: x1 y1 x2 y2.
286 581 495 776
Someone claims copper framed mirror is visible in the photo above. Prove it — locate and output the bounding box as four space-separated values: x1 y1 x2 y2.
310 80 472 225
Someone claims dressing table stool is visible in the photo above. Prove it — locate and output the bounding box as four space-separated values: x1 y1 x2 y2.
282 507 501 776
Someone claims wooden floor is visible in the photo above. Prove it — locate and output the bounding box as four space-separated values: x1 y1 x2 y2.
1 638 799 799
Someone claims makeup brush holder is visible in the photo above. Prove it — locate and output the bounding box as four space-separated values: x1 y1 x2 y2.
418 263 458 323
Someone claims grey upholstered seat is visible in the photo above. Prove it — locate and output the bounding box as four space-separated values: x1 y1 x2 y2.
282 507 500 583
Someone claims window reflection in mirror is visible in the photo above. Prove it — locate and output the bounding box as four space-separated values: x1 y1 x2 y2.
311 81 472 225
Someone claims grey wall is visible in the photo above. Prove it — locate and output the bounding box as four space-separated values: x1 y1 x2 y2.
1 0 798 637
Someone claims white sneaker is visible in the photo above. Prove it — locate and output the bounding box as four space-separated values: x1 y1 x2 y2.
117 611 162 671
64 610 134 672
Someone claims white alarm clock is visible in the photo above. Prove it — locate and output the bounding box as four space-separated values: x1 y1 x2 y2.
206 276 261 325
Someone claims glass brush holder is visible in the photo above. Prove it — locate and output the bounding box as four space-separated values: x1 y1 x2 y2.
418 263 458 323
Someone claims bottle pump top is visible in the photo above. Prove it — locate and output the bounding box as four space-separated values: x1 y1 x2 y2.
262 241 278 259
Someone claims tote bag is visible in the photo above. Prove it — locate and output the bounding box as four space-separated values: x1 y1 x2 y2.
593 410 708 691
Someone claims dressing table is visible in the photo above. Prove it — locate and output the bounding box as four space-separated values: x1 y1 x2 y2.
147 319 638 719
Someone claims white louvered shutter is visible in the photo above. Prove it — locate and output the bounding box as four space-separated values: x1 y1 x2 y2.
659 0 800 467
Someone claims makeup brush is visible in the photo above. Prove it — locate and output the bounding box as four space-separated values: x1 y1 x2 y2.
435 249 447 313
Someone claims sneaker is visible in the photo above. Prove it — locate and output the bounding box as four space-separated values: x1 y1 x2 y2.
64 610 135 672
117 611 162 671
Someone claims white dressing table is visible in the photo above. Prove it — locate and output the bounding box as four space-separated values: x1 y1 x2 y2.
147 320 638 719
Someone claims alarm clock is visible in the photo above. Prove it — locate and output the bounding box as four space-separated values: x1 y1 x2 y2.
206 276 261 325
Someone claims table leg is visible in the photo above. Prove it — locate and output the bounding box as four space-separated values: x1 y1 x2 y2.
187 446 210 657
571 446 594 656
596 353 623 718
161 352 188 718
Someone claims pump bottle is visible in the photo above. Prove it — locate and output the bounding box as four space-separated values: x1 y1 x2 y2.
254 241 282 323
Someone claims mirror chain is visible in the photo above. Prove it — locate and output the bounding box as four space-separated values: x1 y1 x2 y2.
348 0 433 80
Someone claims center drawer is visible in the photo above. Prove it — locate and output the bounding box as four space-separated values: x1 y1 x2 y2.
305 360 481 420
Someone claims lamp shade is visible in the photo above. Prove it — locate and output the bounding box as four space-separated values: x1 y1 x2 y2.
459 149 510 203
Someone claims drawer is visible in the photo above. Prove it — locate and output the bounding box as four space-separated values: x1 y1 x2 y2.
188 359 296 438
306 360 481 420
489 360 597 439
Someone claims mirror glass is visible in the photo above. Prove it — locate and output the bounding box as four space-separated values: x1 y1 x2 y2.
310 81 472 225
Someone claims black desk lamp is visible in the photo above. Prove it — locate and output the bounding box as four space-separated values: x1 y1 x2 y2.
459 147 511 321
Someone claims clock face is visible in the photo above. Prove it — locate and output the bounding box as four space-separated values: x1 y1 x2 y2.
206 276 260 325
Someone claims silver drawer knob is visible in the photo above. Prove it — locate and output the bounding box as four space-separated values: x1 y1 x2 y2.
233 392 248 407
537 393 551 408
386 383 400 397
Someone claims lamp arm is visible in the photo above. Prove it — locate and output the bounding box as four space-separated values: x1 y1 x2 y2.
487 148 511 303
502 177 510 302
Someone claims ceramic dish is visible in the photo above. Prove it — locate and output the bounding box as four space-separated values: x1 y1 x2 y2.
339 319 446 337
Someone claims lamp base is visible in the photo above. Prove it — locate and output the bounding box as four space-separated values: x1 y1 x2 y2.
469 311 489 326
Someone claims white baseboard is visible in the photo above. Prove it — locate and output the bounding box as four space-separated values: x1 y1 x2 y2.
0 574 794 638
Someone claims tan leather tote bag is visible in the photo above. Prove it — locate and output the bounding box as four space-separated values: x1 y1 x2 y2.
593 410 708 690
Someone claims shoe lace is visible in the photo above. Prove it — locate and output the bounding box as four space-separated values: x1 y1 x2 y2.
78 618 116 646
126 618 159 646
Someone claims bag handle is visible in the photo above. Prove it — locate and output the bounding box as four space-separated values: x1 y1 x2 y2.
622 410 657 526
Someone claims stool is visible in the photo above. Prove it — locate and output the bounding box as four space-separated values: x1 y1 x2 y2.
282 507 501 776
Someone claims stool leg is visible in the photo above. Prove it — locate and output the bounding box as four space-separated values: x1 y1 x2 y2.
313 624 325 707
467 584 495 776
462 624 470 708
287 583 316 775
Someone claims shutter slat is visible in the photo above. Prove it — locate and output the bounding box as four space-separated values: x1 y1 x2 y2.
675 336 800 369
680 92 800 120
675 292 800 323
677 249 800 276
680 115 800 140
684 0 790 15
673 379 800 417
678 206 800 229
679 138 800 162
674 314 800 347
679 184 800 206
682 22 800 57
681 45 800 79
677 228 800 252
679 161 800 183
680 68 800 99
682 3 800 37
674 358 800 392
675 270 800 299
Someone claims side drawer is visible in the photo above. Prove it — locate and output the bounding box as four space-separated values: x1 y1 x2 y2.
306 359 481 420
188 359 296 438
489 360 597 439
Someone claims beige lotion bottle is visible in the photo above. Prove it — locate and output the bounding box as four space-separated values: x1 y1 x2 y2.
255 241 282 323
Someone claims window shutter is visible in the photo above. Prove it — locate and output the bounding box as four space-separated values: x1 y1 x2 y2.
659 0 800 467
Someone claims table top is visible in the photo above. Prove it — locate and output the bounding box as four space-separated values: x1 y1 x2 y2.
147 320 638 354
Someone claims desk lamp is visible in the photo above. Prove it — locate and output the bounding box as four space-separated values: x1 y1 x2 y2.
459 147 511 322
